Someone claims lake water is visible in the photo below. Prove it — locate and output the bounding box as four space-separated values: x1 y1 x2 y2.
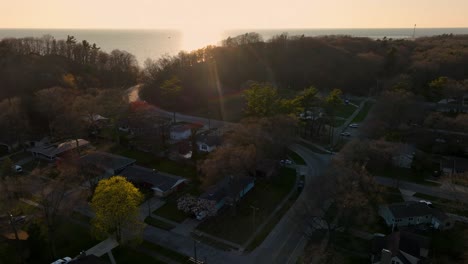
1 28 467 65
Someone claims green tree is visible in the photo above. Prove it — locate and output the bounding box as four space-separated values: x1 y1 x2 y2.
91 176 144 243
244 83 280 117
160 76 183 109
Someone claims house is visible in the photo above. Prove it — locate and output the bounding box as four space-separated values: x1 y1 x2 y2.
28 139 90 161
199 176 255 212
170 124 192 141
120 165 187 197
440 156 468 175
371 231 430 264
378 201 453 230
196 134 221 153
79 152 136 181
392 145 416 169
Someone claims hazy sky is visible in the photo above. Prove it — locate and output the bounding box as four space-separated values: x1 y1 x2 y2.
2 0 467 29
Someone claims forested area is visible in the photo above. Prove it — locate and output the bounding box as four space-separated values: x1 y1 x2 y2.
141 33 468 116
0 35 139 100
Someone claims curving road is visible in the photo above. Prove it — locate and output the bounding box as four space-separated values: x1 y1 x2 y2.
252 144 331 263
127 84 332 263
127 85 234 129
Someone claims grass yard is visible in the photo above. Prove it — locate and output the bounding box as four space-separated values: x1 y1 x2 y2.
334 103 358 119
245 191 300 251
21 159 50 172
54 219 99 259
109 246 166 264
351 101 373 123
141 241 191 263
144 216 175 230
196 167 297 244
153 201 189 223
370 166 440 186
413 193 468 217
110 145 197 178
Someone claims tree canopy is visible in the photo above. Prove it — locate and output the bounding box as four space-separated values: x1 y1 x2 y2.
91 176 144 243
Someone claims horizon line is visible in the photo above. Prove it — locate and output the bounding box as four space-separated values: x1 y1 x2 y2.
1 26 468 31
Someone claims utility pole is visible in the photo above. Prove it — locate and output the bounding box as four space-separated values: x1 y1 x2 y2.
250 205 259 232
412 24 417 39
193 239 200 262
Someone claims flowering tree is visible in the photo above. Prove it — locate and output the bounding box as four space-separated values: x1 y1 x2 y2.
177 195 217 217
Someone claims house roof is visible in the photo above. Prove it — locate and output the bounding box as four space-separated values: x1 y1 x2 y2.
440 156 468 173
372 231 430 264
120 165 186 192
200 176 255 202
80 152 136 173
28 139 90 157
386 202 434 218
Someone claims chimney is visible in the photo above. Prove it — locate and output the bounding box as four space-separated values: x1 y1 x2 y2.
381 249 392 264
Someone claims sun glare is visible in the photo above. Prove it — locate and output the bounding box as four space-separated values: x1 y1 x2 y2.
181 27 223 52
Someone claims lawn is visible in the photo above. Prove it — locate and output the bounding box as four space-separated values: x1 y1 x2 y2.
109 246 166 264
153 200 190 223
369 166 440 186
413 193 468 217
141 241 191 263
144 216 175 230
21 159 50 172
196 167 297 244
334 103 358 119
54 219 99 259
288 150 306 165
351 101 373 123
110 145 197 178
245 191 300 251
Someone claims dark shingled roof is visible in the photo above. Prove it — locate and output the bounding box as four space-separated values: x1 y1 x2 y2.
120 165 186 192
200 176 255 202
387 202 433 218
79 152 136 173
196 134 222 147
372 231 430 264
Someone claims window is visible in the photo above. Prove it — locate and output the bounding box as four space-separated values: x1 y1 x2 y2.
201 145 208 150
409 217 413 221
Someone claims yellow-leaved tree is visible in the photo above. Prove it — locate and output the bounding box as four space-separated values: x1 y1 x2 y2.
91 176 144 243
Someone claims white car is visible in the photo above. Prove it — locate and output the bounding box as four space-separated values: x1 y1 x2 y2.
340 132 351 137
349 123 359 128
280 159 293 165
51 257 72 264
13 165 23 173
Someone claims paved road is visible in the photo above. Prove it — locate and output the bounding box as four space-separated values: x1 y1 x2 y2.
127 85 235 129
375 176 468 203
252 144 331 264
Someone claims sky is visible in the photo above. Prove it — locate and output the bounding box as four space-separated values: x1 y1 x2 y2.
1 0 468 30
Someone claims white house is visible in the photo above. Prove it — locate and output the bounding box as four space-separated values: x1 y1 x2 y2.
170 124 192 141
196 135 221 153
378 201 453 230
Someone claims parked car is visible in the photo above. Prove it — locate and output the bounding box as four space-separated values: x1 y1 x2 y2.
297 180 305 191
280 159 293 165
340 132 351 137
12 165 22 173
51 257 72 264
348 123 359 128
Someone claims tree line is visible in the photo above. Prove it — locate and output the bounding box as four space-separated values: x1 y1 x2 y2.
140 33 468 116
0 35 139 100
